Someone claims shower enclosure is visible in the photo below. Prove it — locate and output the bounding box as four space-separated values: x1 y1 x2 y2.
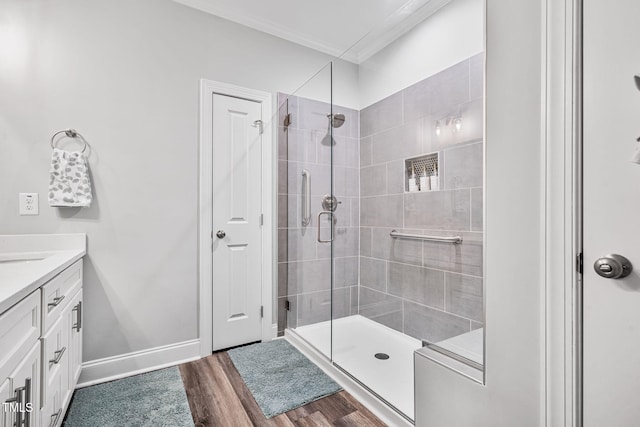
277 2 484 421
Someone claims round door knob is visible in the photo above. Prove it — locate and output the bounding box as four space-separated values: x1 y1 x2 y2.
593 254 632 279
216 230 226 239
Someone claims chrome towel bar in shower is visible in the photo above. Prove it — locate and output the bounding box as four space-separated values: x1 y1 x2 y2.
390 230 462 244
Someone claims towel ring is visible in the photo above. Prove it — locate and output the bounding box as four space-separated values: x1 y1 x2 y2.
50 129 89 153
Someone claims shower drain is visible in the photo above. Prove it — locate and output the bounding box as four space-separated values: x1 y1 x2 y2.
374 353 390 360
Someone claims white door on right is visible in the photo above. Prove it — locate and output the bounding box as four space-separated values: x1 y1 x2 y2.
583 1 640 424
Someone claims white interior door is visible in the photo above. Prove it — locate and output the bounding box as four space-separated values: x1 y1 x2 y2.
583 1 640 424
211 93 263 351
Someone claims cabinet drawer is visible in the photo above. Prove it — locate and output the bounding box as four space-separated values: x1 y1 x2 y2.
0 291 40 382
41 315 68 403
41 260 82 333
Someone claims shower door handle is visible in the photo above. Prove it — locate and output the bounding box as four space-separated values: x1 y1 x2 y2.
317 211 334 243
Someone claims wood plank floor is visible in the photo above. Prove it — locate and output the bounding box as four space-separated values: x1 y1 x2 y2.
179 352 387 427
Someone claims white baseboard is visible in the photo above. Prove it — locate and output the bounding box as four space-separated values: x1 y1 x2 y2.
272 323 278 339
77 339 201 388
285 331 413 427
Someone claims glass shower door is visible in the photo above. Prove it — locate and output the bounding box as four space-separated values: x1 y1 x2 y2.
331 37 485 426
278 62 335 359
279 1 486 423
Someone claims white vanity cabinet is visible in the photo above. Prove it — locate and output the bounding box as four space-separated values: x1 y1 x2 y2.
41 287 83 427
0 258 83 427
40 259 83 427
0 291 41 427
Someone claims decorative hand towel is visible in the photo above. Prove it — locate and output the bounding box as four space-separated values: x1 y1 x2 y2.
48 148 93 207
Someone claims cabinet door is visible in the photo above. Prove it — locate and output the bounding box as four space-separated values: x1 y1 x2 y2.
68 290 83 388
0 291 40 383
0 378 11 427
42 315 68 420
8 342 39 427
41 260 82 333
40 368 63 427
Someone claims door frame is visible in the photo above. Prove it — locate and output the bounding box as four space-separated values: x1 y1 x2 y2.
198 79 274 357
544 0 582 424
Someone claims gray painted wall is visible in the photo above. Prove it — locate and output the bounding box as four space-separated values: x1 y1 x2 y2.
0 0 359 361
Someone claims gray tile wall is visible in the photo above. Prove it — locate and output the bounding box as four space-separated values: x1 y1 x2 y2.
358 53 485 344
276 53 484 345
277 93 360 335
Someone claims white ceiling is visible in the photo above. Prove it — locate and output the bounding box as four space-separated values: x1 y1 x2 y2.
172 0 452 64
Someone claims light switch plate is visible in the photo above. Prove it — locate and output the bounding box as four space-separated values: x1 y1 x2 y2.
19 193 39 215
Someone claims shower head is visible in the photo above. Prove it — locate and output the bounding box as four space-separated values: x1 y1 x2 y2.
327 113 346 128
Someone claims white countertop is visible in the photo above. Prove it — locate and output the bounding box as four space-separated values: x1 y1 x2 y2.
0 234 86 315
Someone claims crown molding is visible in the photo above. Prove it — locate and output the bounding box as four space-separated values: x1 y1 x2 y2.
355 0 452 63
172 0 449 65
173 0 359 62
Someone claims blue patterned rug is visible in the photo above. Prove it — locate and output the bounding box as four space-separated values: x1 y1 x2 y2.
228 339 342 418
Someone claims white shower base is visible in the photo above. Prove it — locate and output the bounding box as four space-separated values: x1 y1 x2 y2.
292 315 421 419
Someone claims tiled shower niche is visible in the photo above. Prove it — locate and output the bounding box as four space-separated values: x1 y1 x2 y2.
404 152 440 192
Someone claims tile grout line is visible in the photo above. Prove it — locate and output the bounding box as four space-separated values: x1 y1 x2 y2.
360 255 483 279
358 284 478 325
469 188 473 230
443 273 447 312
